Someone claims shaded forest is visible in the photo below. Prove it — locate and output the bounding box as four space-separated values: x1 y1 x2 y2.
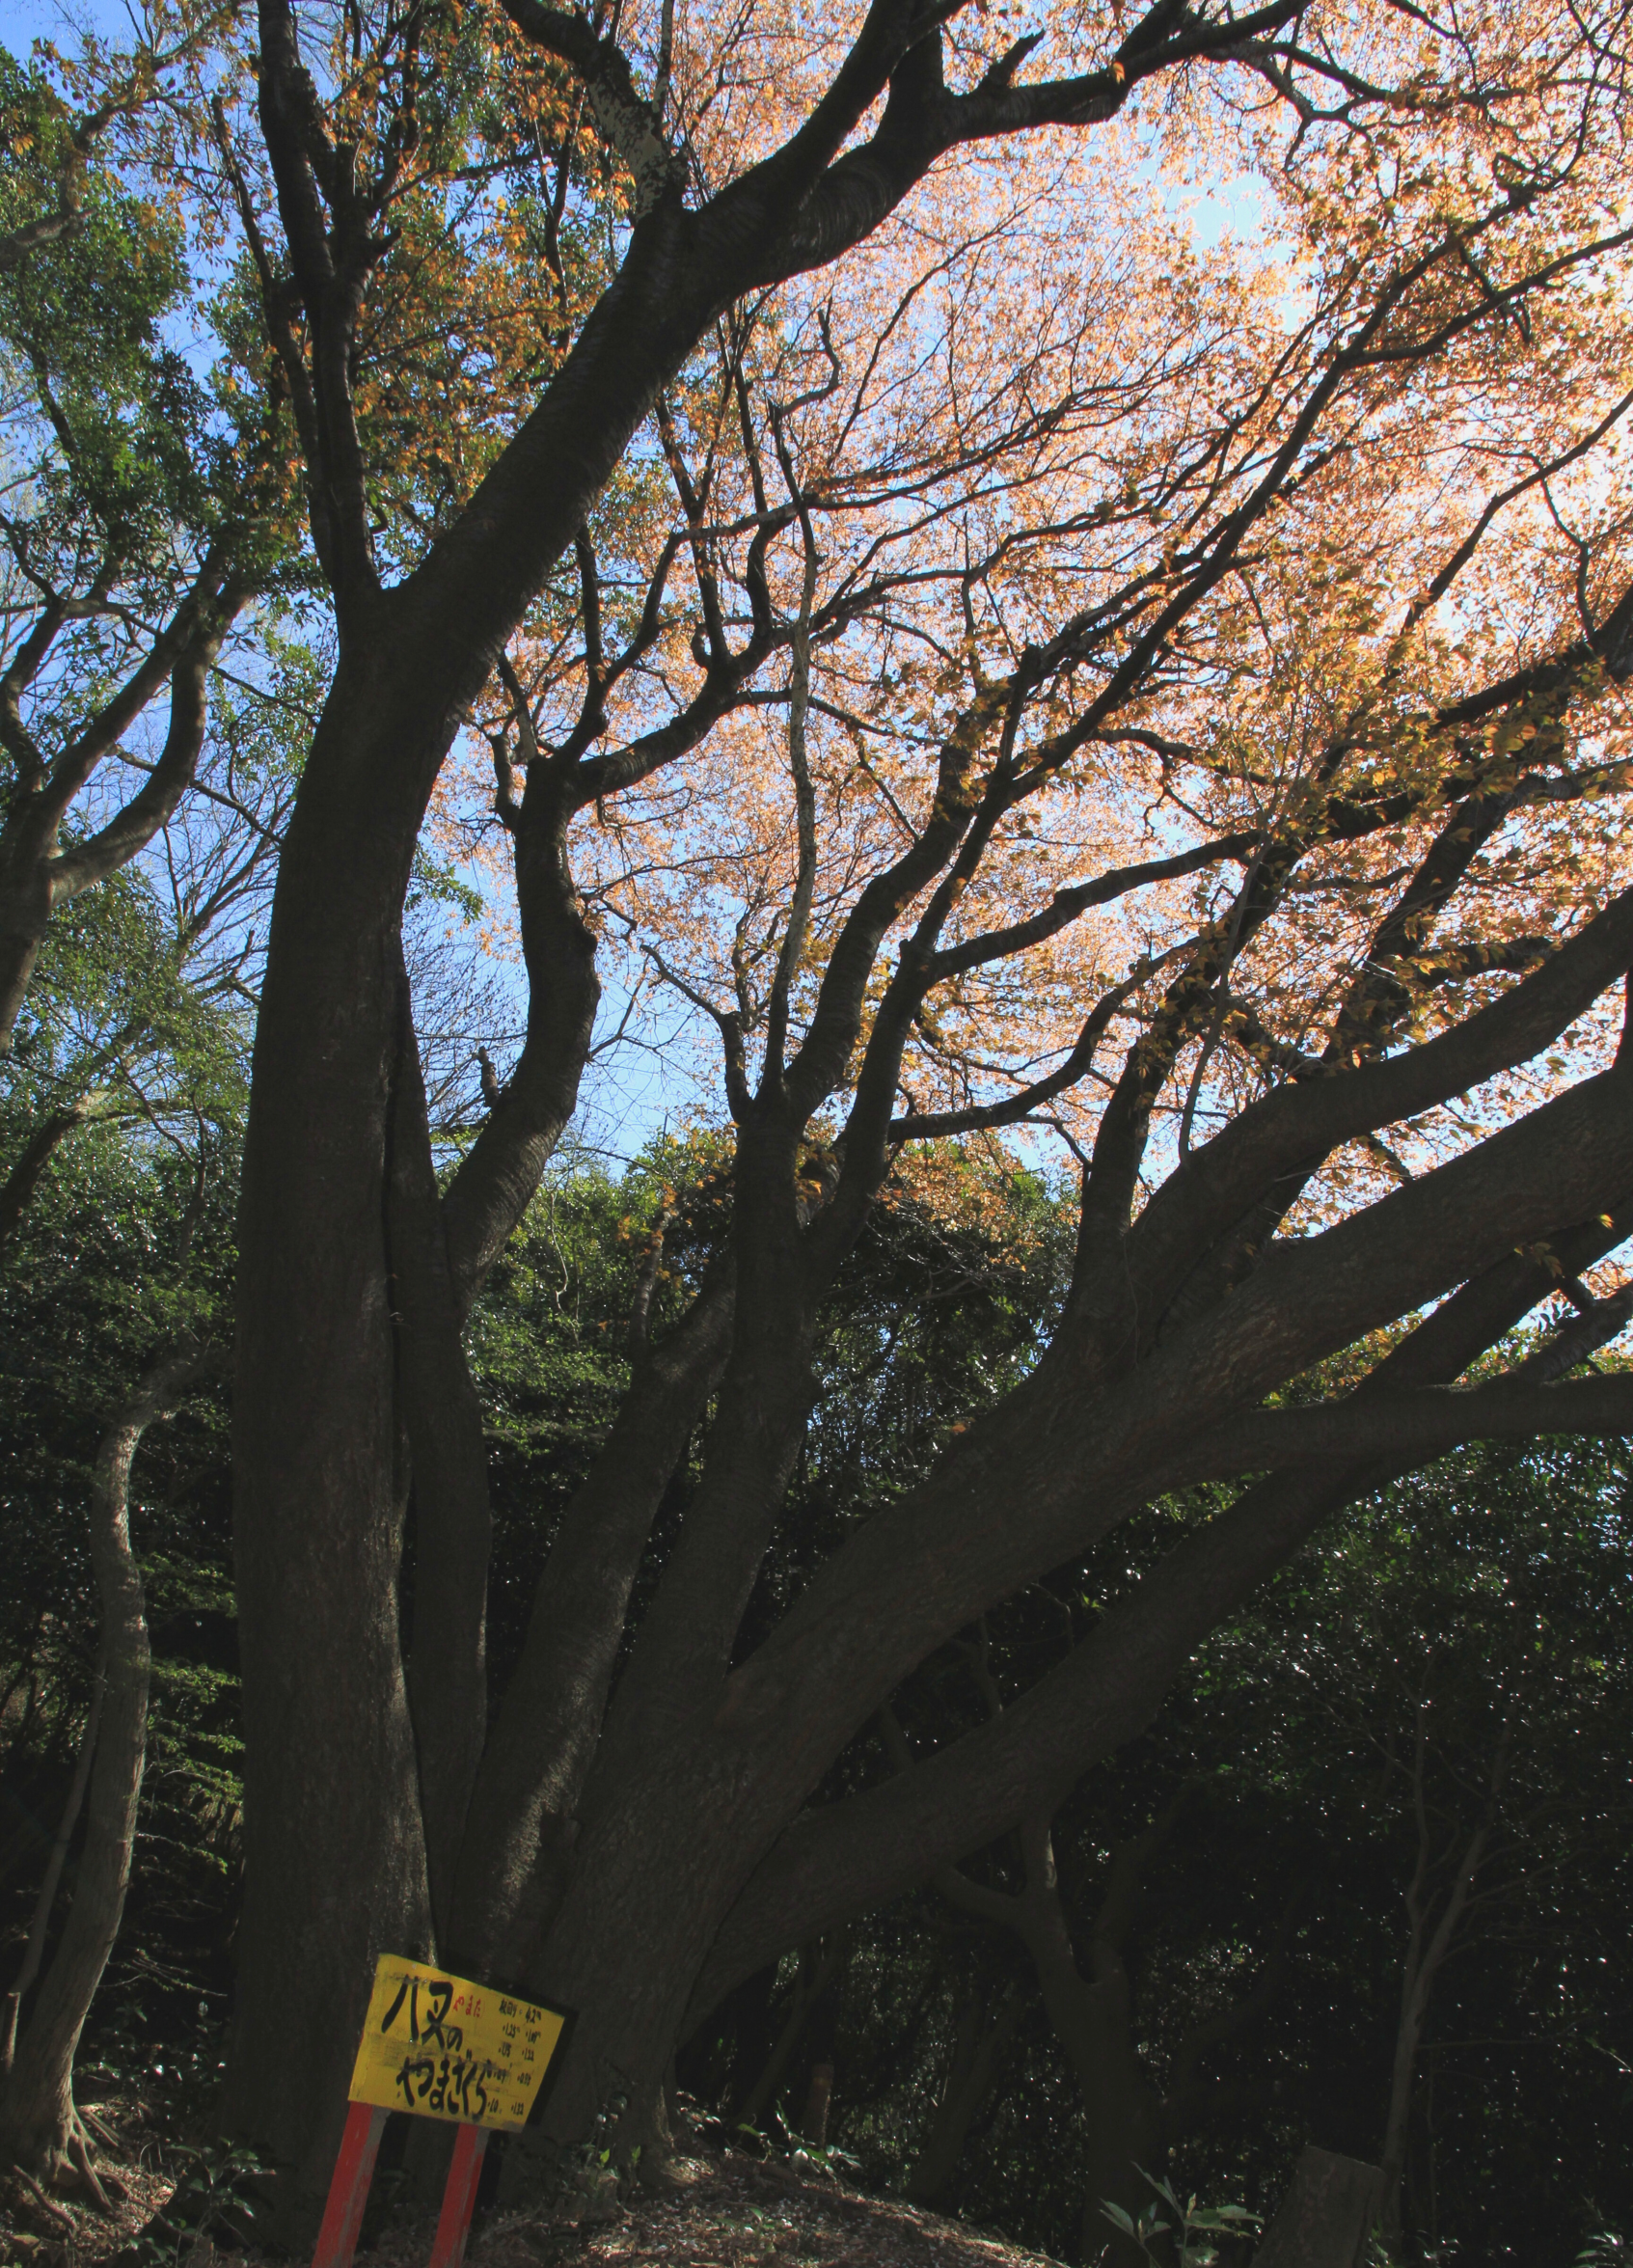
5 1102 1631 2259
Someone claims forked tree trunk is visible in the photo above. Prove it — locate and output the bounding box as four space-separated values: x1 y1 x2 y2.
932 1816 1176 2267
0 1342 212 2178
1046 1957 1169 2267
1378 1815 1494 2245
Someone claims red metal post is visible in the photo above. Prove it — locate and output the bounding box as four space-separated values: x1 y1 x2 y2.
428 2122 490 2268
311 2101 389 2268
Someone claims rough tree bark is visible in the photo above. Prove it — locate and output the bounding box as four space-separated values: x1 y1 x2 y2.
0 1340 217 2181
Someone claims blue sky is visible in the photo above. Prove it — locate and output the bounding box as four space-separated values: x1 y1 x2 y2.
1 0 132 48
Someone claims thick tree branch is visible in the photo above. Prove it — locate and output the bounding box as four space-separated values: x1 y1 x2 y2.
0 1091 124 1251
256 0 383 610
441 714 602 1309
497 0 683 215
691 1209 1633 2010
1195 1371 1633 1477
449 1263 736 1976
1122 878 1633 1332
388 962 494 1938
54 598 245 899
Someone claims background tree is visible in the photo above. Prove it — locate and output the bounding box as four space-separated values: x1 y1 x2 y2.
0 1093 241 2196
0 15 307 1050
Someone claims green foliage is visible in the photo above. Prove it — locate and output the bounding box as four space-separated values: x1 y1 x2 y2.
114 2137 271 2266
0 50 212 573
5 1104 1632 2268
0 1109 240 2033
1099 2170 1260 2266
0 866 242 2060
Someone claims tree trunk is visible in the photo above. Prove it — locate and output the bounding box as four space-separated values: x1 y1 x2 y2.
798 2063 833 2148
0 1342 210 2178
1377 1690 1505 2250
1054 1972 1169 2268
225 218 703 2199
738 1938 847 2135
932 1814 1178 2267
225 642 459 2209
1378 1817 1491 2247
1 1679 104 2078
906 1986 1024 2205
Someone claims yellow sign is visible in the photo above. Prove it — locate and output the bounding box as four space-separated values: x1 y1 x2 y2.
347 1955 566 2131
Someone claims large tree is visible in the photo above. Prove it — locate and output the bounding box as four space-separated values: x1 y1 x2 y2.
193 0 1633 2225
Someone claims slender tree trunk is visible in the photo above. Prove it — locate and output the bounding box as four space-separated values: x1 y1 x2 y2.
737 1936 847 2135
1379 1821 1489 2246
0 1343 210 2178
799 2063 833 2148
1377 1686 1510 2249
905 1986 1024 2205
1 1678 104 2077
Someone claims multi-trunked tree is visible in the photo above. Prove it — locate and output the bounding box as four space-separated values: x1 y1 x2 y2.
30 0 1627 2228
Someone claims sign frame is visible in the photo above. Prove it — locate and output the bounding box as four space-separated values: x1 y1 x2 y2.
312 1956 572 2268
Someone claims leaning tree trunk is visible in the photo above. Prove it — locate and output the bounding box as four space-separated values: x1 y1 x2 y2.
0 1342 212 2179
906 1986 1025 2206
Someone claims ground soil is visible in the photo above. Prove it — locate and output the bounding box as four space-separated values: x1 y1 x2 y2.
0 2092 174 2268
0 2116 1071 2268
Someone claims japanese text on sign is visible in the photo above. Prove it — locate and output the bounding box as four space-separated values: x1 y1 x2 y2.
347 1955 566 2131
